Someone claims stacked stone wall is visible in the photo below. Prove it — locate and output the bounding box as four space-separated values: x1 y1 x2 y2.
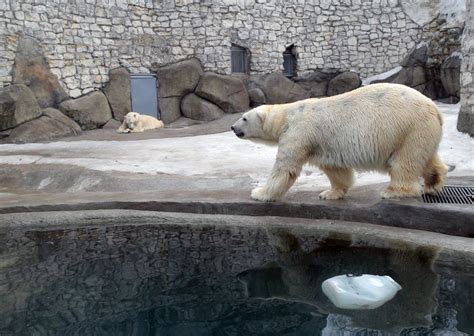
0 0 423 97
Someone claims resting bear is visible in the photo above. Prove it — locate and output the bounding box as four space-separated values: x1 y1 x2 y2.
117 112 164 133
231 83 448 201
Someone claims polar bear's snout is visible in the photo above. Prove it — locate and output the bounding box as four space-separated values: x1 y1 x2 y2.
231 125 245 138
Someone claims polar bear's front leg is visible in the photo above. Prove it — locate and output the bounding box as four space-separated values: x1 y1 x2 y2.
251 148 304 202
117 120 129 133
130 121 144 133
319 167 354 200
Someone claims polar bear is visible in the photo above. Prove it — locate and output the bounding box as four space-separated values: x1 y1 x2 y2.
231 83 448 201
117 112 164 133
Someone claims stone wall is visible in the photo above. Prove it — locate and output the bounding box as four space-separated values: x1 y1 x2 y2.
0 0 425 97
458 0 473 136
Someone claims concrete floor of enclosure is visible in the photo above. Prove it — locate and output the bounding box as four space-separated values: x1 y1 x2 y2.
0 102 472 237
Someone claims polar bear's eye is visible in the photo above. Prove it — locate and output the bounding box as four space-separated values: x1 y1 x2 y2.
243 117 247 122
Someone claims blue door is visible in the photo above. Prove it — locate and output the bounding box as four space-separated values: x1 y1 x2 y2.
130 74 160 118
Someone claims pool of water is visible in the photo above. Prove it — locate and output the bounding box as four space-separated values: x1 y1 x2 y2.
0 216 473 336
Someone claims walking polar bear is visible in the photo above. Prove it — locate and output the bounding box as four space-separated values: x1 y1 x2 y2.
117 112 164 133
231 83 448 201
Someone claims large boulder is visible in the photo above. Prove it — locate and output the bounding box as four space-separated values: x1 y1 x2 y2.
181 93 225 121
4 108 81 143
154 58 204 123
59 91 112 130
0 84 42 131
400 44 428 67
195 72 249 113
294 71 338 97
457 104 473 136
158 97 181 124
154 58 203 98
261 73 309 104
440 53 462 98
104 67 131 121
12 35 69 108
327 71 362 96
248 88 266 106
391 67 426 88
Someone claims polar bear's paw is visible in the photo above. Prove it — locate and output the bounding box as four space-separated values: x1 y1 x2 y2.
381 185 421 199
319 188 346 200
251 187 276 202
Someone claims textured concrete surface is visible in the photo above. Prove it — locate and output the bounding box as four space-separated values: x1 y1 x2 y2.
0 103 471 238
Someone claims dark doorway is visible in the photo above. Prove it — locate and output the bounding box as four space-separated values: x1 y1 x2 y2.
130 74 160 118
231 44 250 74
283 45 297 78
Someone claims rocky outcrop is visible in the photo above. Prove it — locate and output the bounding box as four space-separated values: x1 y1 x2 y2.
0 84 42 131
440 53 462 100
261 73 308 104
195 72 249 113
12 35 69 109
154 58 203 98
181 94 224 121
294 71 338 98
4 108 82 143
104 67 131 121
154 58 204 123
327 71 362 96
248 88 266 106
59 91 112 130
158 97 182 124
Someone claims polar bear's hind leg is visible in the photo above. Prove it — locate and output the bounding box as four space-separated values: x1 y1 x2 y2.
319 167 355 200
422 154 448 194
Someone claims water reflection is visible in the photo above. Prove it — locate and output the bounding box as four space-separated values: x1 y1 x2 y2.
0 223 472 335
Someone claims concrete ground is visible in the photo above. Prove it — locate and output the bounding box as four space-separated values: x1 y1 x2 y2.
0 103 472 238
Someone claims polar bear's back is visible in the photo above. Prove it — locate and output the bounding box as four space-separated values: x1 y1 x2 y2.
140 114 164 129
290 83 443 170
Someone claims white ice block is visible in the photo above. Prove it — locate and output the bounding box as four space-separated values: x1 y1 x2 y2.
321 274 402 310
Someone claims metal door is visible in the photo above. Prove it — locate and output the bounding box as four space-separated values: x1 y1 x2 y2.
130 74 160 118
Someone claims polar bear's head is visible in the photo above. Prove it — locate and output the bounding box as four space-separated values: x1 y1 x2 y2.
124 112 140 128
231 105 274 141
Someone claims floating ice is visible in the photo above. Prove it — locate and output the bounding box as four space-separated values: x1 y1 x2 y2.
321 274 402 310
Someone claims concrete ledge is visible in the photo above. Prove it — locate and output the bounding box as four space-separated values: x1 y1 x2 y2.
1 210 473 254
0 190 472 237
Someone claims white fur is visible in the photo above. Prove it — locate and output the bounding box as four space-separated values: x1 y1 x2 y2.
117 112 164 133
231 83 448 201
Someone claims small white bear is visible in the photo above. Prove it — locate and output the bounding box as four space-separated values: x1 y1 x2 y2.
117 112 164 133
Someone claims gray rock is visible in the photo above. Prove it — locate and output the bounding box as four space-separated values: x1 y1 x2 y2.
0 84 42 131
102 118 122 130
457 105 473 137
195 72 249 113
391 67 426 88
327 71 362 96
154 58 203 98
294 71 339 97
400 44 428 67
261 73 309 104
5 108 81 143
440 53 462 98
104 67 131 121
248 88 266 106
59 91 112 130
181 93 224 121
12 35 69 108
158 97 182 124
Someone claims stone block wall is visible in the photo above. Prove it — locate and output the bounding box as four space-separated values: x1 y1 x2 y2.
458 0 473 135
0 0 424 97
